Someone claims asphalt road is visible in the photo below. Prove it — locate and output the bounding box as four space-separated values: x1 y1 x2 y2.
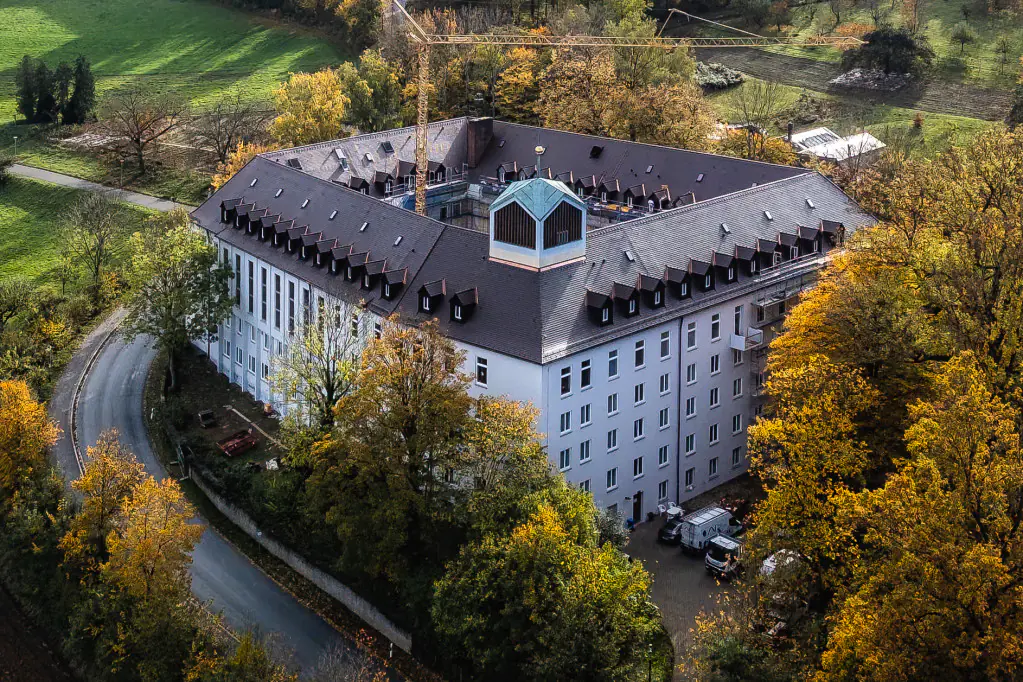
11 163 193 211
71 330 345 672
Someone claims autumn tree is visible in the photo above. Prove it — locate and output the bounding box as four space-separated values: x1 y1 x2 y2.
191 95 274 164
0 380 59 498
432 497 660 681
270 68 351 145
269 306 361 429
725 79 789 160
60 430 145 569
539 49 618 137
337 52 402 132
305 317 472 589
211 141 278 190
61 192 129 306
494 47 545 124
820 353 1023 680
100 83 186 174
121 210 233 389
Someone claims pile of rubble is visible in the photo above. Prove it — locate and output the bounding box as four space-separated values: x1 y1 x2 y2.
829 68 913 91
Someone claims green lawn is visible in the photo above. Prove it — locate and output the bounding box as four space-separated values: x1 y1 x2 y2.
706 77 995 156
0 0 344 122
0 175 150 284
689 0 1023 87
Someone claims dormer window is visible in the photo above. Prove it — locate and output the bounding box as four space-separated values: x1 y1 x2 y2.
601 307 610 323
654 290 661 306
288 242 293 253
331 261 338 274
629 299 637 314
385 180 392 194
454 304 463 321
384 283 391 298
727 266 735 281
681 281 688 296
704 273 712 289
627 197 633 207
347 266 354 280
316 254 321 266
647 199 655 212
361 188 368 195
422 296 431 312
498 167 506 183
601 191 607 202
301 246 307 259
790 246 799 260
774 251 783 265
811 239 819 253
750 260 757 273
363 274 371 289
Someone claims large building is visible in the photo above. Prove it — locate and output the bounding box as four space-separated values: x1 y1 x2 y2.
191 117 874 522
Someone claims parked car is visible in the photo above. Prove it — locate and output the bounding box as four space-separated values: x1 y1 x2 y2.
197 409 217 428
658 514 686 544
678 505 741 555
760 549 800 577
705 534 744 580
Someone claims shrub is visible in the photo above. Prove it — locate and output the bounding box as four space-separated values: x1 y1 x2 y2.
695 62 746 91
841 26 934 74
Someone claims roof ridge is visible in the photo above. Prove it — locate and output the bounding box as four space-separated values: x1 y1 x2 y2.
259 117 470 158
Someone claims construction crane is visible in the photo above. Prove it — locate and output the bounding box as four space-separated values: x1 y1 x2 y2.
390 3 862 215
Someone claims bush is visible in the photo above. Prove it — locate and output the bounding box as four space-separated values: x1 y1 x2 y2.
841 26 934 75
0 153 12 187
695 62 746 91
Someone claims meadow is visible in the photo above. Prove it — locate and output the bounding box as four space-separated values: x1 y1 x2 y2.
0 0 344 122
0 176 150 283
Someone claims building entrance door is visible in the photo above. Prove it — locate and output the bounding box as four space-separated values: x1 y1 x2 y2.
632 491 642 522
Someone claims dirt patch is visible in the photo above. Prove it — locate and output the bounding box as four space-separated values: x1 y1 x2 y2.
166 346 283 467
0 587 76 682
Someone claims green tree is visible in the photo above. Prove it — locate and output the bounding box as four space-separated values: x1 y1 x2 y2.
34 59 57 123
60 192 128 307
0 276 35 334
337 53 402 133
53 60 74 121
950 22 977 55
121 210 233 389
15 55 36 123
432 497 660 681
842 26 934 74
64 55 96 125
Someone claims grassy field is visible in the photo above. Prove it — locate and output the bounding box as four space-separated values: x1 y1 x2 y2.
684 0 1023 87
0 0 344 122
0 175 151 284
706 76 995 154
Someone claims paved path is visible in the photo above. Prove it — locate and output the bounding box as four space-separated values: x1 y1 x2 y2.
696 47 1011 121
11 163 194 211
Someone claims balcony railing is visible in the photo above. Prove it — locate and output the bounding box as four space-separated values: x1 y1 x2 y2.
730 327 764 352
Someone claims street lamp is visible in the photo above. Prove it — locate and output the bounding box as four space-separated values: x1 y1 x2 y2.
12 136 17 157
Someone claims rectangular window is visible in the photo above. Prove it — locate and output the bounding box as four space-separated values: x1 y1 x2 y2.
274 275 281 330
287 282 295 333
709 423 719 444
686 363 696 385
633 418 645 440
756 305 765 323
634 383 645 405
302 288 311 326
247 261 254 314
559 448 571 471
660 331 670 359
580 439 591 463
634 340 645 368
686 322 697 350
262 333 269 351
659 373 670 394
260 267 267 321
607 429 618 452
248 323 255 343
223 340 231 357
734 304 743 336
732 413 743 434
607 393 619 416
659 407 669 429
261 362 269 379
658 445 669 467
711 313 720 341
733 349 743 366
561 366 572 396
709 457 719 477
476 357 488 386
580 479 590 492
606 467 618 491
711 354 721 375
633 456 644 478
235 347 243 365
732 446 743 467
658 480 668 501
685 467 695 487
608 350 619 379
235 254 241 305
580 403 591 426
580 359 591 389
710 387 720 408
560 411 572 434
685 397 696 418
248 355 256 373
350 310 359 337
733 377 743 398
685 433 695 454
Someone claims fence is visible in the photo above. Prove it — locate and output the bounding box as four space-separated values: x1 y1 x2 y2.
187 466 413 653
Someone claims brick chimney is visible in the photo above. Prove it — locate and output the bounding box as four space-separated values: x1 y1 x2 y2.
466 117 494 169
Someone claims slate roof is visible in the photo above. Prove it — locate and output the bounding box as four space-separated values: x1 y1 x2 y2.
196 143 874 365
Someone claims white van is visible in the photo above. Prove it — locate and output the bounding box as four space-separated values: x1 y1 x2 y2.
705 535 744 579
678 506 739 554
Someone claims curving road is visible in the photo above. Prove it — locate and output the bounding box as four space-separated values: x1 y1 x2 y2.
51 322 346 672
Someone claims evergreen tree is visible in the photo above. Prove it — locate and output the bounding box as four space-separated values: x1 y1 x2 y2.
33 60 56 123
14 55 36 123
53 60 73 119
65 55 96 124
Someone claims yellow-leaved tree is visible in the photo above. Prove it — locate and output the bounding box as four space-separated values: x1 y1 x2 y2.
0 380 59 497
269 68 351 146
211 141 279 190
